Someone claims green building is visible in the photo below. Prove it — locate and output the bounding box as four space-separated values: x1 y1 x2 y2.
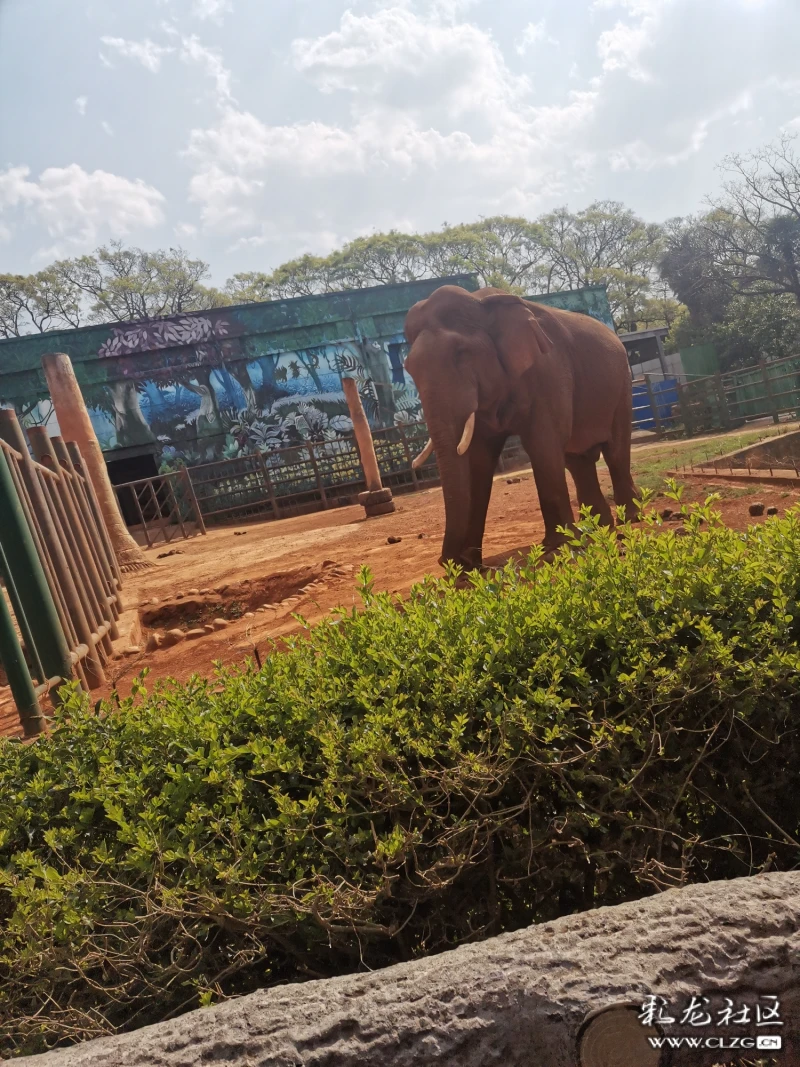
0 276 614 484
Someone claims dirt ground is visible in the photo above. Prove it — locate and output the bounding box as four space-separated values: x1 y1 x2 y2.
3 441 799 739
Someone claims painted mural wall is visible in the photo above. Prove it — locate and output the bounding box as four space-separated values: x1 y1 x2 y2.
0 279 615 475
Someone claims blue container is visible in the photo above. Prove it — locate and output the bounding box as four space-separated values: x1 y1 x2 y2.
632 378 679 431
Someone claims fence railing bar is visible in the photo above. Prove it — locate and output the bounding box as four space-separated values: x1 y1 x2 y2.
68 443 123 591
0 444 74 711
129 484 153 549
56 439 120 625
179 467 207 535
35 464 110 678
28 430 112 655
163 475 189 540
50 438 119 647
146 478 174 546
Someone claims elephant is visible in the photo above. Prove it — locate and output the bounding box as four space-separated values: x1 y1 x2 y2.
402 284 639 569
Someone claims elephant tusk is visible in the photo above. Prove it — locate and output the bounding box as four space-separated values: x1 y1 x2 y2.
456 411 476 456
411 437 434 469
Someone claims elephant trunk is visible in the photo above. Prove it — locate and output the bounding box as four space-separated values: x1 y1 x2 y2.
430 421 473 568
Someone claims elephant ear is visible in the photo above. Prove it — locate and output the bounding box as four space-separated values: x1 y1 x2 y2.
479 292 553 381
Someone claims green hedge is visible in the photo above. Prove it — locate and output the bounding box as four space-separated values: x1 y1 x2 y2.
2 489 800 1054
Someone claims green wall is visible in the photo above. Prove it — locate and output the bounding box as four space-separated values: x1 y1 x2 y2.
679 344 720 380
526 285 615 330
0 277 614 471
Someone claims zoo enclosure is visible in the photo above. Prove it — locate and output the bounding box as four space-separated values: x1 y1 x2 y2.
165 422 527 526
631 352 800 437
0 409 122 738
163 352 800 530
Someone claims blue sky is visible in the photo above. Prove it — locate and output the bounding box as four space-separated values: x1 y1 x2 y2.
1 0 799 285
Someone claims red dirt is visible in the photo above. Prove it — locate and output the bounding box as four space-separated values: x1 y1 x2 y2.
2 460 799 738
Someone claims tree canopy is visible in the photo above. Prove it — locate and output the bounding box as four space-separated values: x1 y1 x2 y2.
3 135 800 374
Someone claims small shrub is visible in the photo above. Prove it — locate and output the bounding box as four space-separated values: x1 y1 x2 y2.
2 492 800 1054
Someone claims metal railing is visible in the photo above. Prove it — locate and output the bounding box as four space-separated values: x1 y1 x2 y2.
631 353 800 440
113 469 206 548
177 422 529 526
0 410 122 738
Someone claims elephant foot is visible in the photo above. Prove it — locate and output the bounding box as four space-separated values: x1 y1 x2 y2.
438 547 483 573
540 533 570 555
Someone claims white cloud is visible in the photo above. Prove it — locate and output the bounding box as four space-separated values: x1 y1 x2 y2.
594 0 673 81
291 7 529 119
182 6 609 240
101 121 114 137
192 0 232 21
7 0 776 273
516 20 551 55
100 36 175 73
0 165 165 251
75 96 88 117
180 35 234 104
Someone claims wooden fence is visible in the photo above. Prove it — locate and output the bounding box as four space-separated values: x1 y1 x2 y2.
0 410 122 738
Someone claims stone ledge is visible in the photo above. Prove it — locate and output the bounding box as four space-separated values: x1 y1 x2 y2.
25 872 800 1066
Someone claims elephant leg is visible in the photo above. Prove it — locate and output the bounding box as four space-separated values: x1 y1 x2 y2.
565 450 613 527
601 400 640 522
520 422 575 550
462 435 506 568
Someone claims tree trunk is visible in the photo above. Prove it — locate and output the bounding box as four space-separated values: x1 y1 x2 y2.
186 368 224 438
298 352 324 393
358 340 397 428
107 382 157 449
226 362 257 410
40 353 152 573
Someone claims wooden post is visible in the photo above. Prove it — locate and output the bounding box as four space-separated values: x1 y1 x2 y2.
760 360 781 424
41 352 151 573
342 376 395 517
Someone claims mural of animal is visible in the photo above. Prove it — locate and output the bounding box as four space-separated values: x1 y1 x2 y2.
403 285 638 569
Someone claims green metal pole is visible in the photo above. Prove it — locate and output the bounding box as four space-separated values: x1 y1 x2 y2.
0 544 45 737
0 447 73 690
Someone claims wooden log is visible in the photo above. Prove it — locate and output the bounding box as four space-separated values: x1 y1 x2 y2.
41 352 151 573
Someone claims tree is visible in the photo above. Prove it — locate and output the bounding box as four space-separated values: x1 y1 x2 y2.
713 293 800 370
659 213 735 328
53 242 228 324
332 232 426 289
224 271 274 304
0 270 83 337
706 134 800 306
635 281 683 332
538 201 664 328
225 254 341 302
